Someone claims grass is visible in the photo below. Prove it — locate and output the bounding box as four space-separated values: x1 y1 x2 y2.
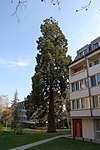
27 138 100 150
1 128 100 150
0 128 69 150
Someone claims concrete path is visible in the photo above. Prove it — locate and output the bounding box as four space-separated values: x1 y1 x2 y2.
9 134 71 150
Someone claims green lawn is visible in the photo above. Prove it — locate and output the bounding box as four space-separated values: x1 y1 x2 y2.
27 138 100 150
0 128 69 150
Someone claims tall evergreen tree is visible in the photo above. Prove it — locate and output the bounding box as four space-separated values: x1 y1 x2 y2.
11 89 19 127
26 17 72 132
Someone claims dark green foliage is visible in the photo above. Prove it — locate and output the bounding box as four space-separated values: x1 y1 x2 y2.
25 17 72 132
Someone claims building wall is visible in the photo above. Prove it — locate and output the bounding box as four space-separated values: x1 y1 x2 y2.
82 119 94 140
69 36 100 140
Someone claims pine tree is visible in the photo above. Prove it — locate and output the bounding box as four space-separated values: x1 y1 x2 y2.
11 89 19 128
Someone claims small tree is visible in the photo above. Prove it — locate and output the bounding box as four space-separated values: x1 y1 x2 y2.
11 90 19 128
1 107 12 129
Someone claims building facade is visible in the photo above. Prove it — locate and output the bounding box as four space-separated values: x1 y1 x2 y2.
17 101 27 122
69 37 100 141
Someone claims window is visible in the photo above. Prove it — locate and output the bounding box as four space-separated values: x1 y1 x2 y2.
84 78 88 88
75 81 79 91
91 75 96 87
72 97 90 110
84 49 88 55
74 66 83 73
92 95 99 108
91 74 100 87
85 97 90 108
81 97 90 109
89 63 92 68
93 42 99 49
94 60 99 65
80 79 88 90
80 79 84 89
76 99 80 109
80 51 83 57
98 96 100 108
81 98 85 109
96 74 100 85
72 100 76 110
72 83 75 92
95 119 100 130
95 120 100 140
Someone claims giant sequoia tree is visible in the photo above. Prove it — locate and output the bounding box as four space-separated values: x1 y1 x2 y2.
26 17 71 132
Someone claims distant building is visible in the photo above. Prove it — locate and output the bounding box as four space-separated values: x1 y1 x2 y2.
17 101 35 126
69 37 100 141
17 101 27 122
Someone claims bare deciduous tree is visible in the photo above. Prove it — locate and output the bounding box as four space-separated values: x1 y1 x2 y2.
76 0 93 12
11 0 95 22
11 0 60 22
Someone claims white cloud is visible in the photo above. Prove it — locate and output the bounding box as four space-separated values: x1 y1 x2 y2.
0 56 30 68
11 59 28 67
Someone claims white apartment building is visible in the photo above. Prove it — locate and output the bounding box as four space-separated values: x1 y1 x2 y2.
69 36 100 141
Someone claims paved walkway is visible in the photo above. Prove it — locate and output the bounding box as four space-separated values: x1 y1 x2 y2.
9 134 71 150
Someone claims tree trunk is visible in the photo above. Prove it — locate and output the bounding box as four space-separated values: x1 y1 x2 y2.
47 85 56 133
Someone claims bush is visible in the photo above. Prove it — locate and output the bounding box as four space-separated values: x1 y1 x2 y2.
14 124 23 135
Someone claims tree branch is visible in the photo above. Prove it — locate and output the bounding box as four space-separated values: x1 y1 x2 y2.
76 0 93 12
11 0 60 16
11 0 60 22
11 0 27 16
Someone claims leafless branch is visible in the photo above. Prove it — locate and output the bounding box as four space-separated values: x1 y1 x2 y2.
16 14 20 23
41 0 60 9
51 0 60 10
76 0 93 12
11 0 60 22
11 0 27 16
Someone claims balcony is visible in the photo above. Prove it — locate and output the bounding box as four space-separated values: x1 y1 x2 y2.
71 109 91 117
92 108 100 116
70 69 87 83
89 63 100 76
90 86 100 96
71 108 100 117
70 89 89 100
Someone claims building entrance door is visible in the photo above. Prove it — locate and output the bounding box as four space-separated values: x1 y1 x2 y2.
73 119 82 138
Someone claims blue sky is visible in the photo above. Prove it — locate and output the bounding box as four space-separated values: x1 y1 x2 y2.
0 0 100 103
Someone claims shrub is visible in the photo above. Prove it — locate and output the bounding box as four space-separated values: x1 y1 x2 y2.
14 124 23 135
